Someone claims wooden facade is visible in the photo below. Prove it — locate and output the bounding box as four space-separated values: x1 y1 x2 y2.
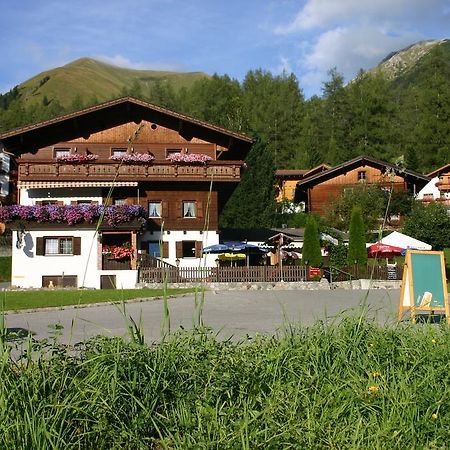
295 156 430 215
0 98 254 288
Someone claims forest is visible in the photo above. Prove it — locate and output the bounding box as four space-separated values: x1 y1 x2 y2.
1 43 450 175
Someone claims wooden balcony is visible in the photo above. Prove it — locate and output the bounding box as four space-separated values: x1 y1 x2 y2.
18 160 243 183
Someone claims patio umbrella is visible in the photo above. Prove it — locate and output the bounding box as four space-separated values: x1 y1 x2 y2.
368 242 404 258
202 243 231 254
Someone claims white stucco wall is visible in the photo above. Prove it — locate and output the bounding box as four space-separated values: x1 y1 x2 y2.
11 228 138 289
20 188 103 205
416 177 440 200
140 229 220 267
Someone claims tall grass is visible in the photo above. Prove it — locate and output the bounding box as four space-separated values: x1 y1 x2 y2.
1 315 450 449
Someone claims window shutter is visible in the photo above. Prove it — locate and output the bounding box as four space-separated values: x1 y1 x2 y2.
71 201 77 206
36 237 44 255
162 201 169 218
176 241 183 258
163 241 169 258
57 201 64 206
35 201 42 206
177 202 183 218
140 241 148 251
195 241 203 258
73 237 81 255
197 201 203 219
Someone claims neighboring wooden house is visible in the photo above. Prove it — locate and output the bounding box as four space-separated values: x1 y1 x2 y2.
275 164 330 203
417 163 450 207
294 156 430 215
0 97 253 289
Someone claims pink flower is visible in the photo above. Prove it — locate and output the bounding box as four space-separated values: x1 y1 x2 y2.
166 153 212 164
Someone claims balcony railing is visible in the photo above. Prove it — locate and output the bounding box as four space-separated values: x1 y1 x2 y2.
18 160 243 182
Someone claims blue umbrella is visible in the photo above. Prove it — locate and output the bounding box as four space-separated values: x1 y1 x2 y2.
202 243 230 254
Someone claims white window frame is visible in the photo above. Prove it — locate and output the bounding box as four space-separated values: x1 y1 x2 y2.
183 201 196 218
148 201 162 218
45 237 73 255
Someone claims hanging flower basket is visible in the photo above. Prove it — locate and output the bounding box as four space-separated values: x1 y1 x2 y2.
109 154 155 163
56 154 99 163
102 242 134 260
166 153 212 164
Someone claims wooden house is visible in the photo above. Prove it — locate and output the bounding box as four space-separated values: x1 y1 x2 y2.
417 163 450 207
0 97 253 289
294 156 430 215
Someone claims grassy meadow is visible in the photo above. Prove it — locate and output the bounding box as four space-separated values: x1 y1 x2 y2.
1 312 450 449
0 287 195 311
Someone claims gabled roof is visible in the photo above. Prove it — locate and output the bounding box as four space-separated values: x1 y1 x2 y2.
428 162 450 178
275 164 331 181
0 96 253 157
296 155 430 189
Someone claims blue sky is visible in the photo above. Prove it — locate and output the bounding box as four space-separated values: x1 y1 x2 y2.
1 0 449 98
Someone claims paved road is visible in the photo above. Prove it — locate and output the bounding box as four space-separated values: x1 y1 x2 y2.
4 288 400 345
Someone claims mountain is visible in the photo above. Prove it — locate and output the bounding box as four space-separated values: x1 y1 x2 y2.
368 39 449 81
13 57 209 108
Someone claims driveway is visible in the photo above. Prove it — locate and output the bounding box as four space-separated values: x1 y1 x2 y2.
4 288 400 345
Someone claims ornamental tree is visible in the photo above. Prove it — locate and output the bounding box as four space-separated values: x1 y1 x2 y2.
302 215 322 267
347 206 368 265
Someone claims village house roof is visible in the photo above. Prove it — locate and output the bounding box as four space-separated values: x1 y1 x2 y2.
427 162 450 178
296 155 430 189
0 96 254 157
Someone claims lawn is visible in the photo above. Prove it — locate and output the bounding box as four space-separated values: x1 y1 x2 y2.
0 287 196 311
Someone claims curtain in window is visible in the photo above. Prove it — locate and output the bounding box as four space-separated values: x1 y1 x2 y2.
45 238 59 254
59 238 73 254
149 202 161 217
183 202 196 218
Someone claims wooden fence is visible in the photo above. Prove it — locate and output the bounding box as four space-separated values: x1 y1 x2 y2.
138 264 403 284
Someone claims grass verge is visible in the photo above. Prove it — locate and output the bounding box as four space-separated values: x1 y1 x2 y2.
0 288 196 311
1 315 449 448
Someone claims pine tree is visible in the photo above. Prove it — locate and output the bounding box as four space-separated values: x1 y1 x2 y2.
347 206 367 265
219 136 277 228
302 215 322 267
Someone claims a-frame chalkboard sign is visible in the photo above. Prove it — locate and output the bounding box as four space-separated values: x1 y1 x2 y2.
398 250 450 324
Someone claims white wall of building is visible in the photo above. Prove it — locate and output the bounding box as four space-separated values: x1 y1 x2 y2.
20 188 103 205
11 228 138 289
416 177 441 200
141 229 220 267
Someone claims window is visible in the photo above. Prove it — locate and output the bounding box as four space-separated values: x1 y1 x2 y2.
148 241 161 257
54 148 70 158
182 241 196 258
148 201 162 218
357 171 367 181
114 198 127 206
183 201 196 218
36 236 81 256
45 237 73 255
343 188 353 196
111 148 127 157
76 200 92 205
40 200 59 206
166 148 183 157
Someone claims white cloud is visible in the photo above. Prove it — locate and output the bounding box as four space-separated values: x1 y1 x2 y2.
274 56 292 75
275 0 446 33
299 26 421 95
96 55 183 72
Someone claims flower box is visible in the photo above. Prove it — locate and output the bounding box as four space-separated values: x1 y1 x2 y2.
166 153 212 164
56 154 99 163
0 204 146 227
109 154 155 163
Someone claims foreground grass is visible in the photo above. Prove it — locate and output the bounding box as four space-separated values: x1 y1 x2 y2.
1 288 195 311
1 315 450 449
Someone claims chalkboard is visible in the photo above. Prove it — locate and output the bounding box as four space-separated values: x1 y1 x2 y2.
399 250 450 323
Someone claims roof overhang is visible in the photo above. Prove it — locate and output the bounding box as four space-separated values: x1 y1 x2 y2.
296 155 430 190
0 97 253 158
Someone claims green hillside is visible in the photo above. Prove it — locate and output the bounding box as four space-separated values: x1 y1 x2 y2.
16 57 209 108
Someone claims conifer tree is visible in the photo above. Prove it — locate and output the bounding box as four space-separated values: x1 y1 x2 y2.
219 135 277 228
347 206 367 265
302 215 322 267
